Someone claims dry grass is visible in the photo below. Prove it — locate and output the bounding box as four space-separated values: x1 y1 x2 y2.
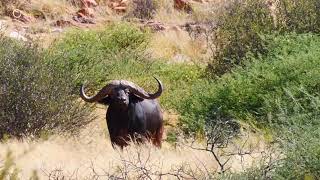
153 0 230 24
0 105 271 179
0 0 76 20
28 0 76 20
0 139 216 179
0 107 216 179
148 0 233 64
149 28 208 64
153 0 190 25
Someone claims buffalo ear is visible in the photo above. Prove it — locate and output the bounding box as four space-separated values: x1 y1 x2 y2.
98 96 112 105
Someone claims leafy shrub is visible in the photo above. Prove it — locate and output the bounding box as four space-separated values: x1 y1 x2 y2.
219 91 320 179
206 0 275 76
206 0 320 77
276 0 320 33
210 33 320 127
0 37 93 139
271 92 320 179
176 80 215 134
48 22 149 87
179 33 320 133
214 34 320 180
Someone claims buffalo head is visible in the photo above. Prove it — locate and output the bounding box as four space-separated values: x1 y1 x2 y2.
80 77 163 108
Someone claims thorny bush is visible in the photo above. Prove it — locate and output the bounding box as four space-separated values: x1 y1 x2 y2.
0 36 93 139
206 0 274 77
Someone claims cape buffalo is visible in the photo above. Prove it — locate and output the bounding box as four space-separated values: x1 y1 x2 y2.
80 78 164 149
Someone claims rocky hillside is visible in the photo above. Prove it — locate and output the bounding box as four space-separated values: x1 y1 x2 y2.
0 0 220 63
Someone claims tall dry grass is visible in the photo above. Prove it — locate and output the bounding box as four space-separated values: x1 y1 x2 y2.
148 0 232 64
28 0 77 20
149 29 209 64
153 0 189 25
0 107 215 179
0 106 270 179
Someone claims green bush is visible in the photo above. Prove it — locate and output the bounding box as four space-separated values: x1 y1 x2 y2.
219 91 320 179
48 22 149 87
210 33 320 127
206 33 320 179
273 99 320 179
276 0 320 33
0 37 93 139
206 0 320 77
175 80 215 134
206 0 275 76
179 33 320 133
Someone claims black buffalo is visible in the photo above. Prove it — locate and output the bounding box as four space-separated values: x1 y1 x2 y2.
80 78 164 148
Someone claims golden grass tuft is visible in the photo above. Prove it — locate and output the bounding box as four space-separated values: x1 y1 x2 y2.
153 0 191 25
148 0 233 64
149 28 208 64
28 0 77 20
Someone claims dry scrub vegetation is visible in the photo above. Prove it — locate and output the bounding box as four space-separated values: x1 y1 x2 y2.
1 0 320 179
0 107 270 179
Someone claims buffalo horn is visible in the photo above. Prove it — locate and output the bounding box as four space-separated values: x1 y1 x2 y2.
80 80 120 102
121 77 163 99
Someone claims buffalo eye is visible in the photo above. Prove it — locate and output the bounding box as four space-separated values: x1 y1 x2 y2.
125 89 130 94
